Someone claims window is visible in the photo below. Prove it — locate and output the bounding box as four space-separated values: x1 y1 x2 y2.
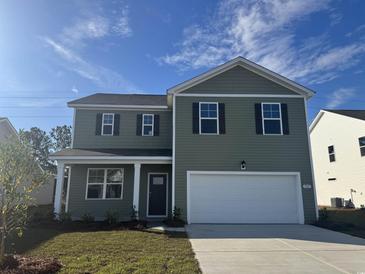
262 103 282 135
328 145 335 162
200 102 219 134
86 168 123 199
359 137 365 157
142 114 154 136
102 113 114 136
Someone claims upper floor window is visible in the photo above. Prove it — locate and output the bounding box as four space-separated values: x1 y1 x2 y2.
262 103 282 135
359 137 365 157
102 113 114 136
328 145 335 162
142 114 154 136
200 102 218 134
86 168 124 200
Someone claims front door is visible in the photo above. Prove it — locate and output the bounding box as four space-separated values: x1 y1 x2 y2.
147 173 167 217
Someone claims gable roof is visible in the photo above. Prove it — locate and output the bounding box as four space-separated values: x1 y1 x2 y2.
0 117 18 137
68 93 167 108
167 56 315 98
324 110 365 121
310 109 365 133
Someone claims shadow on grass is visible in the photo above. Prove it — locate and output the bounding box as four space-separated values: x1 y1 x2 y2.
8 221 188 254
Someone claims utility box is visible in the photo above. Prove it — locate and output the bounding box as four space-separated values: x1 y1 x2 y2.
331 197 344 208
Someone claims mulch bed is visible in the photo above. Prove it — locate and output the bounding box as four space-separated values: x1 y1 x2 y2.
0 255 62 274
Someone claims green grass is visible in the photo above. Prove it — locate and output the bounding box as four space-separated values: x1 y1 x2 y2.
10 226 201 274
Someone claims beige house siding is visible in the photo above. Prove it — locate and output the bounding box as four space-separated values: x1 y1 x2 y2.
0 118 54 205
310 112 365 207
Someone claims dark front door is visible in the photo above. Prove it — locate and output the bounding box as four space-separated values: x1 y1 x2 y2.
148 174 167 217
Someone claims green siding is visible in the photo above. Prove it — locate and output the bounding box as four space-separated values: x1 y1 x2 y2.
174 96 317 223
183 66 298 95
67 164 172 221
68 164 134 221
73 109 172 149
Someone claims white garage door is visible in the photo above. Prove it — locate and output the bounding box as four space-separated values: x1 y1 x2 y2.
188 172 304 224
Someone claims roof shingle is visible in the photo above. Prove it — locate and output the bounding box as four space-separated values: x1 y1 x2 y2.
68 93 167 106
325 110 365 121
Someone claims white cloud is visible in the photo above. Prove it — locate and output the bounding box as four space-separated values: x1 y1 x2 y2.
326 88 355 108
71 86 79 94
60 5 132 47
112 6 132 37
43 37 138 91
160 0 365 85
62 16 110 46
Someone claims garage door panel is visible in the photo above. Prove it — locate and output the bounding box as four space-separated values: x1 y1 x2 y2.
188 173 302 224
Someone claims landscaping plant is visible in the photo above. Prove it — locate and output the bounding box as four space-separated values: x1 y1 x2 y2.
0 139 49 262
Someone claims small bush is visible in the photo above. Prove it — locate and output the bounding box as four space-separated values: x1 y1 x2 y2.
173 207 183 221
318 207 328 221
58 212 72 223
105 209 119 225
130 206 138 221
81 213 95 223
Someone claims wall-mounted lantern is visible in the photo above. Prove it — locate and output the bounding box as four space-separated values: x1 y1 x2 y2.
240 160 247 170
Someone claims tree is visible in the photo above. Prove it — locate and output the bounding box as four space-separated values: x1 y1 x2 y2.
50 125 72 151
0 139 49 260
19 127 55 173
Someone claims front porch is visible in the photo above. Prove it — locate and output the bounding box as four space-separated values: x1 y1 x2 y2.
50 148 172 221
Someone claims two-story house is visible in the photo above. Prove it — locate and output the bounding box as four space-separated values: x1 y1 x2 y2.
310 110 365 207
51 57 318 224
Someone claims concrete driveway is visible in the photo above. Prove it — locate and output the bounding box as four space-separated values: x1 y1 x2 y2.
186 225 365 274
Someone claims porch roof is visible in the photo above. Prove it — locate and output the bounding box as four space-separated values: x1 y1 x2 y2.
50 148 172 162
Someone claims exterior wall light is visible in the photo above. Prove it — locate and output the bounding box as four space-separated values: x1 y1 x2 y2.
241 160 247 170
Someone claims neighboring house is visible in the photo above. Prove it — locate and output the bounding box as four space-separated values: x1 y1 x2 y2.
50 56 317 224
310 110 365 207
0 117 55 205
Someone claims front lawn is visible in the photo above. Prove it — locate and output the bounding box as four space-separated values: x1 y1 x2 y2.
10 225 201 273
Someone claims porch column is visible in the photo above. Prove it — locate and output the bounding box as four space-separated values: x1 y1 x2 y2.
133 163 141 218
54 161 65 219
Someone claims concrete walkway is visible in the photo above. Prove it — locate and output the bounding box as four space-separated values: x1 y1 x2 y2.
186 224 365 274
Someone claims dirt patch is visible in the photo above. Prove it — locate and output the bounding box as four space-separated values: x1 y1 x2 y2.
0 255 62 274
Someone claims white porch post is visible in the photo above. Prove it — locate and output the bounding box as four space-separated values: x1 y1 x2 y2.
54 161 65 218
133 163 141 218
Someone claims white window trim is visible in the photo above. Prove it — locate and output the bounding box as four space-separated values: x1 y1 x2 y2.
199 102 219 135
101 113 114 136
85 168 124 200
328 145 335 162
261 102 283 135
142 114 154 136
146 172 168 218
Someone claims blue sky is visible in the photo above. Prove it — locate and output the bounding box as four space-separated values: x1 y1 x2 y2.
0 0 365 131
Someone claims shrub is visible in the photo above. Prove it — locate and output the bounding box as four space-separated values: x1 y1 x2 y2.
318 207 328 221
173 207 183 221
105 210 119 225
81 213 95 223
58 212 72 223
130 206 138 221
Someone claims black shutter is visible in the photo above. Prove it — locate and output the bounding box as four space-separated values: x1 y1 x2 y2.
254 103 263 135
136 114 142 136
281 103 289 135
154 115 160 136
113 114 120 136
95 113 102 135
218 103 226 134
192 102 199 134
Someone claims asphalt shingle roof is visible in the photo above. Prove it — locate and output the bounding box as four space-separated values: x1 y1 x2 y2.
325 110 365 122
51 148 172 157
68 93 167 106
